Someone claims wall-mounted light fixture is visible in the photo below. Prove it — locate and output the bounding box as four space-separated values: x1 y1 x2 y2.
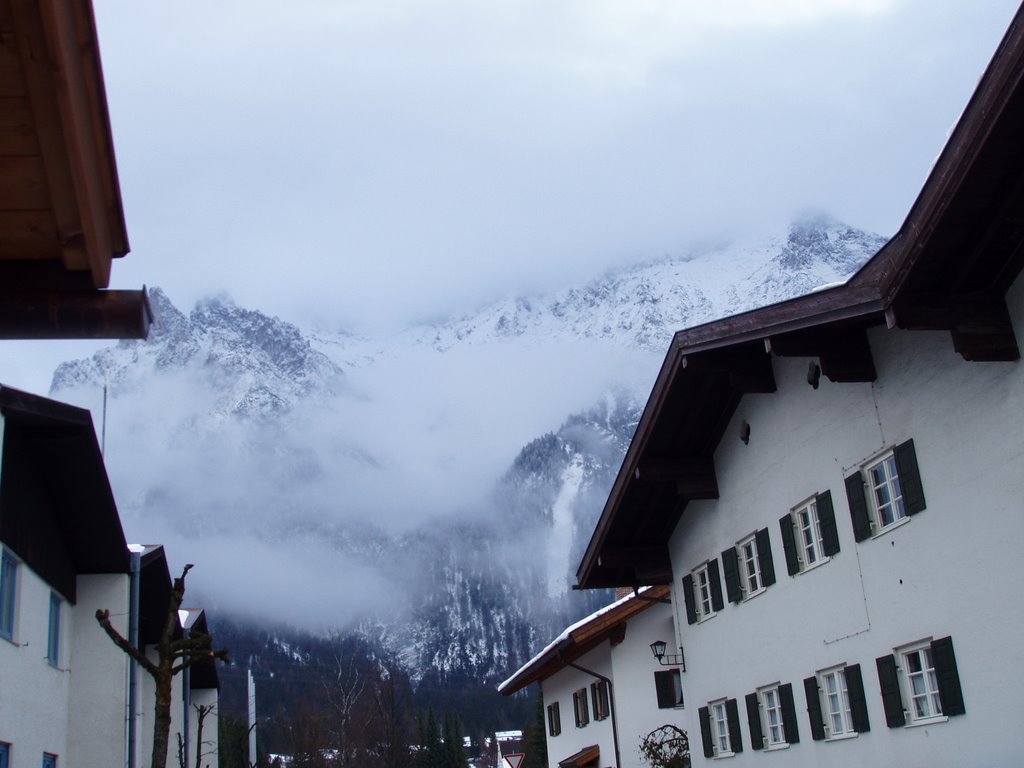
739 420 750 445
649 640 686 670
807 361 821 389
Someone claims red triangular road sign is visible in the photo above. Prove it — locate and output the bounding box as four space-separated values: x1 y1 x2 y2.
503 753 525 768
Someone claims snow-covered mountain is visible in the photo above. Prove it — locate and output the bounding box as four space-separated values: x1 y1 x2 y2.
48 216 884 690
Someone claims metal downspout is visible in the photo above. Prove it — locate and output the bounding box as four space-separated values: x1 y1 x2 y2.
564 658 622 768
183 623 191 767
128 551 140 768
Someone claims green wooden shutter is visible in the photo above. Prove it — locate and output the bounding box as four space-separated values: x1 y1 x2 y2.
875 654 906 727
894 439 926 515
682 574 698 625
726 698 743 753
756 527 775 586
817 490 841 556
846 664 870 733
845 472 872 542
803 676 825 741
779 683 799 744
707 559 724 612
721 547 742 603
931 636 966 716
655 671 677 709
699 706 714 757
745 692 764 750
779 513 799 576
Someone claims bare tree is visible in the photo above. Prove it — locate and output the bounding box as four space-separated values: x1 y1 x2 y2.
96 564 228 768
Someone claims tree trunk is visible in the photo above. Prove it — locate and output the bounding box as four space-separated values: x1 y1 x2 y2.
152 661 175 768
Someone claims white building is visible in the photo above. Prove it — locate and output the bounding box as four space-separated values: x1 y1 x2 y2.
0 388 221 768
500 587 686 768
573 5 1024 768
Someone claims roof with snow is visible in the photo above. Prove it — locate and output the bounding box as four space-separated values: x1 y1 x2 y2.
575 2 1024 590
498 585 670 695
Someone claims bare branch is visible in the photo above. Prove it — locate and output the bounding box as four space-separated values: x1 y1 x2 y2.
95 609 158 675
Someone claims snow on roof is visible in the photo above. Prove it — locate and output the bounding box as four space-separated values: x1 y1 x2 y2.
495 730 523 741
497 586 657 693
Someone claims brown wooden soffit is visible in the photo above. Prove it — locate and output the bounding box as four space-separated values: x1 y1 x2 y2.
559 745 600 768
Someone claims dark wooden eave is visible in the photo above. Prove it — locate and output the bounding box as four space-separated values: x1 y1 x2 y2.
0 384 129 601
576 1 1024 590
498 585 670 695
0 0 150 338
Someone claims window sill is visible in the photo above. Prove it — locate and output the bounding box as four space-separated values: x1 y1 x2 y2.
824 732 859 743
799 556 831 575
712 751 735 760
696 612 717 624
742 587 767 603
765 743 791 752
905 715 947 728
870 516 911 539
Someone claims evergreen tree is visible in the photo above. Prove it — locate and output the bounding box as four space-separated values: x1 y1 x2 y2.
524 689 548 768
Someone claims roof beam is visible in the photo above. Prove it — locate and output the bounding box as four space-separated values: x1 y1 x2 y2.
766 327 877 382
0 288 151 338
681 345 777 394
634 458 719 499
886 291 1020 361
597 545 673 584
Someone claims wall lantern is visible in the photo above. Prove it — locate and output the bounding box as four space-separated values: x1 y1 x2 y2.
650 640 686 670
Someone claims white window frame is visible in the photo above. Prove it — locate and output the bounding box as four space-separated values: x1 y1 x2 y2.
737 533 764 599
818 666 855 740
757 684 788 749
897 639 946 725
864 451 907 533
709 698 733 757
692 562 716 622
791 497 828 571
0 550 17 642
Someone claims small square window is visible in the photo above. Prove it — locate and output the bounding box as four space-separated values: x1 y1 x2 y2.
547 702 561 737
43 754 57 768
654 669 684 709
0 742 10 768
572 687 590 727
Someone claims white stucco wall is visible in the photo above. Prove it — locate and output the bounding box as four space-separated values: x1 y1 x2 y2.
0 555 72 767
665 277 1024 767
67 574 131 768
189 687 220 768
541 599 681 768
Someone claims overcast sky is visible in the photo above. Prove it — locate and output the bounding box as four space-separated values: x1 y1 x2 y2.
0 1 1020 392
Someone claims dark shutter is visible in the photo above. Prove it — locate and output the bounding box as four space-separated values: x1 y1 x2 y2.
779 683 799 744
931 636 965 716
707 559 724 612
803 676 825 741
846 664 870 733
779 513 799 576
699 706 714 758
875 654 906 727
726 698 743 753
894 439 926 515
548 702 561 736
817 490 841 556
756 527 775 587
745 692 764 750
682 574 698 625
845 472 872 542
655 671 677 709
721 547 742 603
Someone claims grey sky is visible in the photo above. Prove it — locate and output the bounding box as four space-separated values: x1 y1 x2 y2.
81 0 1017 333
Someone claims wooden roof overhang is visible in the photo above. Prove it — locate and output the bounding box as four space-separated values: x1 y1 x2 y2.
0 0 150 338
0 384 129 602
558 745 600 768
498 585 670 695
576 1 1024 591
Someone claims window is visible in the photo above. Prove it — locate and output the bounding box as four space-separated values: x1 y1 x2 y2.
591 680 610 721
43 754 57 768
654 669 683 709
0 742 9 768
572 687 590 727
780 491 840 575
547 702 561 737
1 550 17 640
804 664 869 741
876 636 965 727
746 683 799 750
682 560 723 624
698 698 742 758
846 439 926 541
47 592 61 666
722 528 775 603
